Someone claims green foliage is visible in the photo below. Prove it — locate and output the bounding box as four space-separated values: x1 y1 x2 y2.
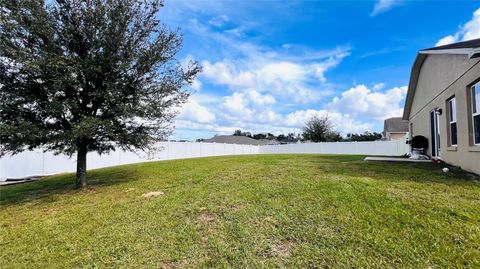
302 115 342 142
252 133 266 139
232 130 301 142
0 0 200 156
233 129 252 137
344 131 383 141
1 155 479 268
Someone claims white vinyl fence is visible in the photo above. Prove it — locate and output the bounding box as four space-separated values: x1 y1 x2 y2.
0 140 409 180
259 140 409 156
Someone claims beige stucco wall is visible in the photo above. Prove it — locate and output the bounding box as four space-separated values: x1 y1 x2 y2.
408 54 480 175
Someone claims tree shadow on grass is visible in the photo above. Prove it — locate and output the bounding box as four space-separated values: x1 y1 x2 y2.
309 154 480 186
0 166 140 206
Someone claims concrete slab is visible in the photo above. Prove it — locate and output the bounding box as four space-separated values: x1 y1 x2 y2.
364 157 431 163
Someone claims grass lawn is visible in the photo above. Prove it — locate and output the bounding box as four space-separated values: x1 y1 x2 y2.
1 154 479 268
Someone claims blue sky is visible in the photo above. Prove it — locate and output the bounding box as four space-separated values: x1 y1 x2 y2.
159 0 480 140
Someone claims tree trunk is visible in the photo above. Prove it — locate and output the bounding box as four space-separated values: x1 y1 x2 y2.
76 145 87 188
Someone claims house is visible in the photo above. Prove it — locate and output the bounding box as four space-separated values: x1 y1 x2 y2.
403 38 480 175
383 117 408 141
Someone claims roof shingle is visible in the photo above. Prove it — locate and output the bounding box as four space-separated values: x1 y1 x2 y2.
422 38 480 51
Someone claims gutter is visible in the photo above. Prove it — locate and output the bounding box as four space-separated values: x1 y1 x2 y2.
470 48 480 59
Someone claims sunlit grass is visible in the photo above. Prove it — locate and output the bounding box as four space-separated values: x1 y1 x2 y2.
1 154 479 268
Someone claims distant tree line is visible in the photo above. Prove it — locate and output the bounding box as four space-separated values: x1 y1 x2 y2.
229 115 382 143
344 132 382 142
233 130 301 142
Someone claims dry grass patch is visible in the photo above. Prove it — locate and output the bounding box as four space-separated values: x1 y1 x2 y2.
141 191 165 198
270 241 295 257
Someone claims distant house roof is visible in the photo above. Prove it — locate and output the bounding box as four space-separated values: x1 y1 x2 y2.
257 139 280 145
403 38 480 120
203 135 271 145
384 117 408 134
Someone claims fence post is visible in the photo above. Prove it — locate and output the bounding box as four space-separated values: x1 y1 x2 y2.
42 151 46 175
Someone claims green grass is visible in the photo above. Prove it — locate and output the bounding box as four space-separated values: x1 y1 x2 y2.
1 154 479 268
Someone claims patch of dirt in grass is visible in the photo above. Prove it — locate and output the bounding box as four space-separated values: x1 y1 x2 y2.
270 241 295 257
141 191 164 198
160 258 197 269
263 216 278 225
197 212 215 224
196 212 216 244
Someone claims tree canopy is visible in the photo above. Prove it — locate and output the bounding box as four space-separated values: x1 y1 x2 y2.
302 115 342 142
0 0 200 187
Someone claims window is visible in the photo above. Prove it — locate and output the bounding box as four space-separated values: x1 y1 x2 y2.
473 83 480 145
448 97 457 146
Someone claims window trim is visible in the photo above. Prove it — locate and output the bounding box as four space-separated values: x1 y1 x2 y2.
472 83 480 145
447 96 457 146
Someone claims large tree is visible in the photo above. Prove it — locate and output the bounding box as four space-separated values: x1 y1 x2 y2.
0 0 200 188
302 115 342 142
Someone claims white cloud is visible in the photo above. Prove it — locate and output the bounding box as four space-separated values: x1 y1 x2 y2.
224 27 245 37
176 119 244 136
200 49 348 105
326 84 407 120
258 61 307 83
371 0 402 16
247 90 275 106
221 92 254 118
435 8 480 46
175 83 405 140
372 83 385 91
184 15 350 106
220 90 276 119
167 5 385 140
191 79 202 90
178 99 216 123
435 35 457 47
202 60 255 88
310 54 348 83
215 89 375 135
208 15 229 27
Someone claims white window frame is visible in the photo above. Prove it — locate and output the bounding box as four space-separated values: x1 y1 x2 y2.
448 96 457 146
472 83 480 145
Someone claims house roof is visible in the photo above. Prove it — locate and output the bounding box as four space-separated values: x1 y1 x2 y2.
422 38 480 52
203 135 271 145
257 139 280 145
383 117 408 133
403 38 480 120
